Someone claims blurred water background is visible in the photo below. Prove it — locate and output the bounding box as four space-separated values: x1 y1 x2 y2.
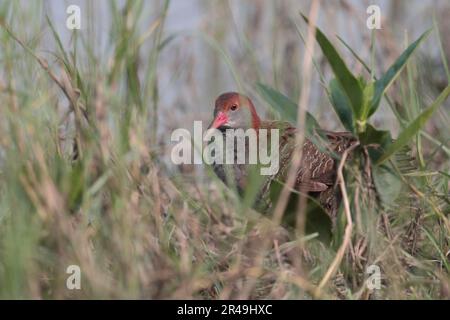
4 0 450 153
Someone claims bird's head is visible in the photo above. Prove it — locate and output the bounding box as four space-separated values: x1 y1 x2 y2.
209 92 261 130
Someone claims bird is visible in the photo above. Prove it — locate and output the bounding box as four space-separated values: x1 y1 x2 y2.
207 92 357 235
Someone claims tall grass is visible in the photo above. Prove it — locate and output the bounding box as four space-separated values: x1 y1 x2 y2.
0 1 449 299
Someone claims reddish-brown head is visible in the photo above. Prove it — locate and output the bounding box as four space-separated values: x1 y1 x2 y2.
209 92 261 130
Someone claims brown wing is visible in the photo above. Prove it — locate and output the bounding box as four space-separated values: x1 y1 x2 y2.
297 139 335 191
277 125 355 193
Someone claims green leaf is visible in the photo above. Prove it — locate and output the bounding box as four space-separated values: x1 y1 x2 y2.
255 83 320 136
358 124 391 145
439 171 450 180
376 85 450 165
158 33 178 51
372 162 402 207
328 79 355 132
369 29 432 117
301 14 363 119
358 123 392 162
361 81 374 120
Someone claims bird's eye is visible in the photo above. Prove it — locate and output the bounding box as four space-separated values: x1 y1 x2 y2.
230 104 238 111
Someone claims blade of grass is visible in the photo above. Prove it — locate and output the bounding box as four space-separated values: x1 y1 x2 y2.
370 29 432 117
433 16 450 82
328 78 355 132
422 226 450 272
255 83 320 135
377 85 450 165
300 13 363 119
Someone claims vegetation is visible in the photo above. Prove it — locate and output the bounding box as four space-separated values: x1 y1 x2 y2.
0 1 448 299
